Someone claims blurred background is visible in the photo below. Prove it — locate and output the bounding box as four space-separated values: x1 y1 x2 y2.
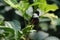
0 0 60 40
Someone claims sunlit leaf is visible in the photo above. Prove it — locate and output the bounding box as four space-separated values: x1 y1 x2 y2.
41 13 58 30
34 0 58 12
42 13 58 19
45 4 58 12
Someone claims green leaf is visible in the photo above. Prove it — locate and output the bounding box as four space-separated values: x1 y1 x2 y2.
0 26 15 40
4 0 30 18
40 23 48 31
45 4 58 12
4 0 23 11
1 20 23 40
19 1 29 12
37 0 47 12
22 0 28 2
10 0 18 4
41 13 58 31
0 15 4 25
22 25 34 35
34 0 58 12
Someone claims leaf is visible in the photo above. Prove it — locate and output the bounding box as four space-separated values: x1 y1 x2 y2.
0 15 4 25
10 0 18 4
41 13 58 30
45 4 58 12
42 13 58 19
0 26 15 40
0 29 4 34
37 0 47 12
22 25 34 35
4 0 30 19
26 7 33 17
57 18 60 25
4 20 22 40
40 23 48 31
44 36 59 40
4 0 24 12
22 0 28 2
34 0 58 12
19 1 29 12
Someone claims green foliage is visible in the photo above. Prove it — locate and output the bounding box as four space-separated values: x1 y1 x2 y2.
4 0 58 21
0 0 59 40
22 25 34 35
34 0 58 12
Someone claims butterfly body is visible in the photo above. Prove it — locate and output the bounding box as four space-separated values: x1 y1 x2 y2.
31 11 41 31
